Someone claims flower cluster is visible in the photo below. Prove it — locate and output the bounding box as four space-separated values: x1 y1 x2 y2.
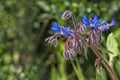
45 11 115 60
82 15 115 45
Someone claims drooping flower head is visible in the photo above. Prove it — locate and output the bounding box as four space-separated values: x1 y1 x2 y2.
61 11 72 20
46 22 83 60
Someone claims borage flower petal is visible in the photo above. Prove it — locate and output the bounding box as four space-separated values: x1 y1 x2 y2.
98 19 116 31
82 15 99 32
63 26 76 37
109 19 115 26
92 15 99 25
51 22 63 34
51 22 76 37
82 15 90 28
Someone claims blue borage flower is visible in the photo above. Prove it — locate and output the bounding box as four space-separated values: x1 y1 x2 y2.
63 26 76 37
51 22 63 34
82 16 115 45
82 15 99 31
98 19 115 31
82 15 116 32
51 22 75 37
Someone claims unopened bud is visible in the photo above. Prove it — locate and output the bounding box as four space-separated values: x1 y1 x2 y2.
76 22 86 35
61 11 72 20
88 30 102 45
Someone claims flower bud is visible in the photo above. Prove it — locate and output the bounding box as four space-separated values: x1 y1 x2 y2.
88 30 102 45
76 39 83 54
45 35 58 47
63 37 83 60
61 11 72 20
76 22 86 35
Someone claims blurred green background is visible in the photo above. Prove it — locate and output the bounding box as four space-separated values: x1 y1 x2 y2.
0 0 120 80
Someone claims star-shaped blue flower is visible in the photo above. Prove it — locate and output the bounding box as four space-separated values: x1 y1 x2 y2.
98 19 116 31
82 15 99 31
51 22 63 34
63 26 76 37
51 22 75 37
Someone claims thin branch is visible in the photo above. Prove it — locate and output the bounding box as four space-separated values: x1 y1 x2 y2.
90 45 118 80
77 34 118 80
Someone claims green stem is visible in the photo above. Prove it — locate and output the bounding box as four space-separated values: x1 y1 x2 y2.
90 45 118 80
77 34 118 80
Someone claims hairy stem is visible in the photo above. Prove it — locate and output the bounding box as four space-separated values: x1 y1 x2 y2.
70 12 118 80
77 34 118 80
71 13 77 31
90 45 118 80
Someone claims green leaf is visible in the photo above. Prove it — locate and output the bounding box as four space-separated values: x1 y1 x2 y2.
83 44 88 59
106 33 119 57
98 45 113 54
71 59 84 80
114 59 120 78
96 67 107 80
36 1 50 11
50 67 57 80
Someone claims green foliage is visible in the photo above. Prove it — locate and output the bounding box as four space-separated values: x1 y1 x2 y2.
96 67 107 80
106 33 119 57
106 33 120 79
83 43 88 59
71 59 84 80
0 0 120 80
